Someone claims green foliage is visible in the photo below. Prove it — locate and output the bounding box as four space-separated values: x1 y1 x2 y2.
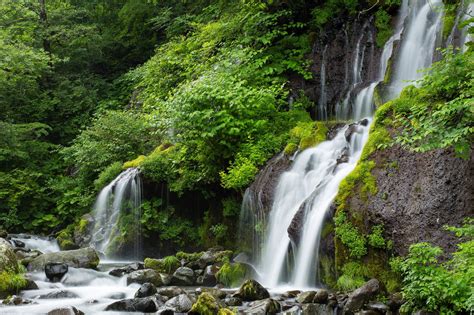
176 251 204 263
334 211 367 258
190 292 220 315
94 162 123 191
375 9 393 47
336 262 369 291
393 49 473 159
216 262 246 287
311 0 358 30
144 256 180 274
368 224 386 249
0 269 28 298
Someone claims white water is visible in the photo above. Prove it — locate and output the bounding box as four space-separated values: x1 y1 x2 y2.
9 234 60 254
90 168 143 260
254 0 446 289
318 45 329 120
461 2 474 52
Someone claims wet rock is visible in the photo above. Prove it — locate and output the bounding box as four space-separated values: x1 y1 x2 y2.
344 279 381 313
337 147 350 164
246 298 281 314
287 203 306 245
24 279 39 290
282 290 301 298
301 303 332 315
157 286 185 298
196 287 226 299
357 310 380 315
12 239 25 248
387 292 403 310
0 230 7 238
282 305 301 314
107 292 126 300
0 238 20 273
27 247 99 271
105 297 158 312
2 295 36 305
345 124 362 142
126 269 163 286
135 282 157 298
164 293 193 313
45 262 68 282
224 296 242 306
190 292 220 314
313 289 329 303
367 302 389 313
47 306 84 315
171 266 195 286
296 291 316 304
156 307 174 315
109 262 144 277
234 279 270 301
360 118 369 126
39 290 79 299
202 264 218 286
15 248 42 262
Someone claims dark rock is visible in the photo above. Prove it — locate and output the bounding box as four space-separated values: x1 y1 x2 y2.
246 298 281 314
345 124 362 142
301 303 332 315
105 297 158 313
282 305 301 314
282 290 301 298
109 261 144 277
39 290 79 299
0 230 7 238
27 247 99 271
135 282 157 298
196 287 226 299
360 118 369 126
45 262 68 282
337 147 350 164
413 310 439 315
12 239 25 248
387 292 403 310
313 289 329 303
367 302 389 313
287 201 306 245
157 286 185 298
164 293 193 313
24 279 39 290
2 295 36 305
344 279 381 313
233 279 270 301
171 266 194 286
126 269 163 286
47 306 84 315
297 291 316 304
357 310 380 315
156 307 175 315
202 264 218 286
224 296 242 306
327 123 346 140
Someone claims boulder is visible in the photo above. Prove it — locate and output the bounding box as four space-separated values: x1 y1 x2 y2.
296 291 316 304
109 262 144 277
28 247 99 271
387 292 403 311
344 279 381 313
190 292 220 314
224 296 242 306
0 238 20 273
126 269 163 286
202 264 218 286
47 306 84 315
313 289 329 304
45 263 68 282
105 297 158 312
302 303 332 315
246 298 281 314
282 290 301 298
135 282 157 298
171 266 194 286
164 293 193 313
282 305 301 315
157 286 185 298
367 302 389 313
234 279 270 301
24 279 39 290
39 290 79 299
196 287 227 299
2 295 36 305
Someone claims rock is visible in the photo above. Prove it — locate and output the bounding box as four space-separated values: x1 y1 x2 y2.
157 286 186 298
313 289 329 303
301 303 332 315
39 290 79 299
45 263 68 282
337 147 350 164
109 262 144 277
126 269 163 286
0 230 7 238
234 279 270 301
106 292 126 300
387 292 403 310
224 296 242 306
357 310 380 315
47 306 84 315
12 239 25 248
296 291 316 304
135 282 157 298
190 292 220 314
367 302 389 313
282 290 301 298
164 293 193 313
413 310 439 315
24 279 39 290
2 295 36 305
105 297 158 312
246 298 281 314
27 247 99 271
345 124 359 142
202 264 218 286
282 305 301 314
344 279 381 313
360 118 369 126
196 287 227 299
287 203 306 245
0 238 20 273
15 249 42 261
171 266 195 286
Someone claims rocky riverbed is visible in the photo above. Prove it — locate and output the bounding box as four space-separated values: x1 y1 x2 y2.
0 234 404 314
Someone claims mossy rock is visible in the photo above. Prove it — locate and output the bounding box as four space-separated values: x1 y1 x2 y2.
190 292 220 314
28 247 100 271
0 270 28 298
123 155 145 169
144 256 180 274
233 279 269 301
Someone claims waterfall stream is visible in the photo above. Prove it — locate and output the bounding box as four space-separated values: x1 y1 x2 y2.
250 0 447 289
90 168 143 260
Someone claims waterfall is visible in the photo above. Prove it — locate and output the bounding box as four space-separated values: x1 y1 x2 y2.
461 2 474 52
250 0 445 289
317 45 328 120
90 168 143 260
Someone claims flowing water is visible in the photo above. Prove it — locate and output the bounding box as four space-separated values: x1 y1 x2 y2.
90 168 143 260
9 234 60 254
251 0 447 289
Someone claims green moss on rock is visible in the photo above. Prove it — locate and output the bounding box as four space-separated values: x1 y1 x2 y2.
190 292 220 314
216 262 246 287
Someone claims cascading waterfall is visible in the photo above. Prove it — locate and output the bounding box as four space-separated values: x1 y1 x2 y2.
317 45 329 120
252 0 446 288
90 167 143 260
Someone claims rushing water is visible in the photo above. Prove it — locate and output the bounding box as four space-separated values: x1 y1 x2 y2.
251 0 448 289
9 234 60 254
90 168 143 260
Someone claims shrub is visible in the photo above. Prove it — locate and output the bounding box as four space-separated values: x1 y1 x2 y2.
216 262 246 287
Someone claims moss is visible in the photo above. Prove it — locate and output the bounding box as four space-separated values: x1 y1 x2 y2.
320 255 336 288
123 155 145 169
218 308 236 315
176 251 204 263
284 142 298 155
56 225 78 250
442 3 459 39
286 121 329 153
190 292 220 315
214 250 233 263
321 222 334 239
144 256 180 274
216 262 246 287
334 211 367 259
94 161 123 191
78 218 88 234
368 224 387 249
0 269 28 298
336 262 368 291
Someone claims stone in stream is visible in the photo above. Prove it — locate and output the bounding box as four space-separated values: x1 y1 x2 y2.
246 298 281 314
38 290 79 299
313 289 329 303
301 303 332 315
296 291 316 304
11 239 25 248
24 279 39 290
135 282 157 298
195 287 226 299
105 296 159 312
2 295 36 305
201 264 218 286
45 262 68 282
233 279 270 301
189 292 221 314
27 247 99 271
156 286 185 298
109 261 144 277
126 269 164 286
164 293 194 313
0 238 21 273
171 266 195 286
224 296 242 306
344 279 381 313
282 305 301 315
47 306 84 315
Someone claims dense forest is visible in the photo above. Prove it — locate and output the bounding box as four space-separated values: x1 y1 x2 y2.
0 0 472 314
